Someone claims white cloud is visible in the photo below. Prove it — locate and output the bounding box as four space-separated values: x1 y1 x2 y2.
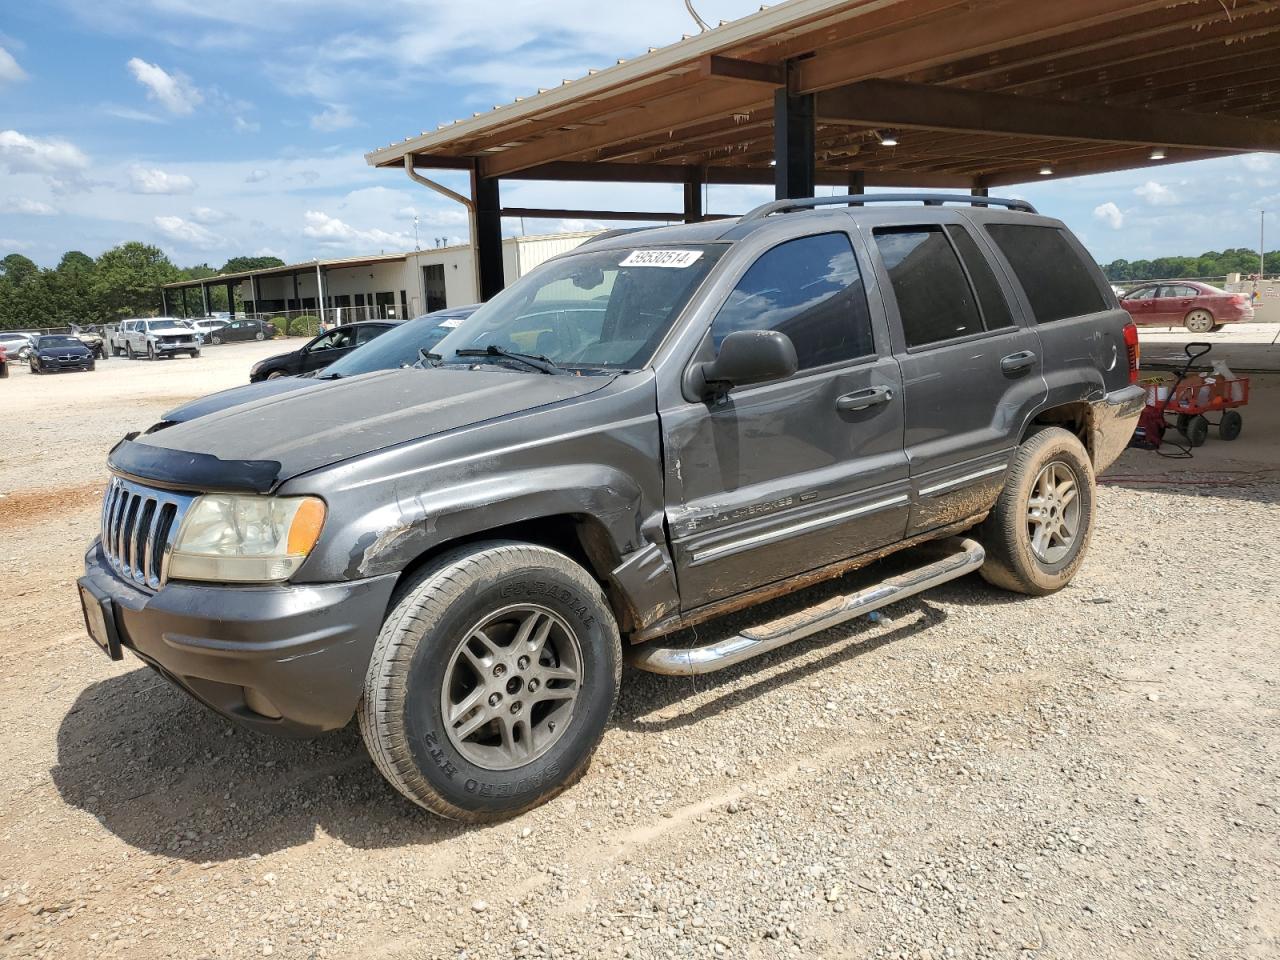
1241 154 1275 173
0 45 26 86
1134 180 1177 206
127 57 203 115
310 104 357 132
1 197 57 216
102 104 165 123
0 129 90 175
154 215 219 247
1093 202 1124 231
233 115 260 134
301 210 410 249
244 168 270 183
129 165 197 195
0 237 36 251
190 205 231 224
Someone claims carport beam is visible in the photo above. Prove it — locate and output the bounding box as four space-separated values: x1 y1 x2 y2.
684 166 705 223
200 283 209 318
472 168 504 301
773 74 815 201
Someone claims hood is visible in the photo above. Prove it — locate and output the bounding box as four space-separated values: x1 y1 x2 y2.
110 367 614 493
158 376 321 425
38 343 91 356
148 326 195 335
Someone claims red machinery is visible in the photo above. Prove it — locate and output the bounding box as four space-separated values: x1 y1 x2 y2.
1133 342 1249 449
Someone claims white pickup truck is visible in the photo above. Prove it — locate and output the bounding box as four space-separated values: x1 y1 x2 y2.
109 318 201 360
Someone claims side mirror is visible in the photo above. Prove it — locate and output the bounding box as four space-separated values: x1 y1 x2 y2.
689 330 799 398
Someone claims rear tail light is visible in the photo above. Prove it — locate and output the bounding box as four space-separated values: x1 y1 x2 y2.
1123 322 1140 384
1231 294 1247 305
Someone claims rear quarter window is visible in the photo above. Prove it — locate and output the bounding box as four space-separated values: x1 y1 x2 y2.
984 223 1107 323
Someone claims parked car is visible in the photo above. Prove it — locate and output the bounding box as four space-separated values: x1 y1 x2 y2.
0 331 35 361
79 195 1142 822
152 305 480 429
1118 281 1254 333
248 320 397 381
205 318 276 345
109 318 201 359
30 334 96 373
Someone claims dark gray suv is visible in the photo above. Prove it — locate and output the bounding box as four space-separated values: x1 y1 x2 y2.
78 194 1143 821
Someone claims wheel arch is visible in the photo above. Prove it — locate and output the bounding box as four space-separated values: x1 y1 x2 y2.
1019 400 1095 463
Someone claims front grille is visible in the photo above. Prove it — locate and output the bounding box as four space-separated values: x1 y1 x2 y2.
100 477 198 589
159 335 193 345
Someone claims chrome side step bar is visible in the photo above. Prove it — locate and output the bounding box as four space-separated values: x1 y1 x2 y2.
627 538 985 677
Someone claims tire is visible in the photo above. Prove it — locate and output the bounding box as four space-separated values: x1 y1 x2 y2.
1184 309 1215 334
190 351 200 359
1185 414 1210 447
1175 413 1191 437
359 541 621 822
1219 410 1243 441
147 342 156 361
254 331 265 341
978 427 1096 596
125 343 134 360
266 370 285 380
30 361 41 375
211 335 223 345
1210 324 1225 333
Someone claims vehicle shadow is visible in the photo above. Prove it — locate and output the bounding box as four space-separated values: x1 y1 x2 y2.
53 559 979 862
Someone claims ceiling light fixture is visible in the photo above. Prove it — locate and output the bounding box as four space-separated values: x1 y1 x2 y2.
879 131 899 147
1039 165 1053 176
1150 147 1167 160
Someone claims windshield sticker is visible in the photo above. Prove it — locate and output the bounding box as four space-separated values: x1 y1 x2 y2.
439 315 467 328
620 250 704 268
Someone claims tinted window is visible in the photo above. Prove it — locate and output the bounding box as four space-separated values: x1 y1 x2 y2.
875 227 983 348
945 225 1014 330
711 232 873 370
1123 287 1154 300
985 224 1107 323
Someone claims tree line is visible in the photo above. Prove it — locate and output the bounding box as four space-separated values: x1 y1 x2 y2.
1102 247 1278 282
0 243 285 331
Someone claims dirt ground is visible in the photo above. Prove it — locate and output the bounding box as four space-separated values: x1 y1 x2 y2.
1 337 1277 960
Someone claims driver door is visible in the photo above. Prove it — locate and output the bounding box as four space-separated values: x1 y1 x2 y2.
659 229 908 610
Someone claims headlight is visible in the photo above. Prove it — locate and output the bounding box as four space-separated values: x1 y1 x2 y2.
168 495 326 583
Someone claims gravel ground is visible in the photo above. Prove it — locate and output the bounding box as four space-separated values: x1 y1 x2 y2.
1 350 1277 960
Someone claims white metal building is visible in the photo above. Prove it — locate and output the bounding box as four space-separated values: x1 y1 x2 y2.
161 231 599 324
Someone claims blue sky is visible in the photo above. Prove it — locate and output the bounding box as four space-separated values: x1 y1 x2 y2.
2 0 1278 269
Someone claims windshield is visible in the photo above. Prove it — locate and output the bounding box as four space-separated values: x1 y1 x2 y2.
320 311 476 377
432 244 725 372
40 336 82 348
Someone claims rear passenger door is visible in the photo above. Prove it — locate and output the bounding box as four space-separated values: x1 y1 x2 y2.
661 228 909 610
869 219 1046 536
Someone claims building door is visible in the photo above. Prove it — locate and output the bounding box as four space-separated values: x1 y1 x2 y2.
423 264 447 313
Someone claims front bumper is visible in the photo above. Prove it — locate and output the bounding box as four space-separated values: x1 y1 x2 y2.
37 357 93 371
80 542 398 736
152 340 199 353
1090 384 1146 473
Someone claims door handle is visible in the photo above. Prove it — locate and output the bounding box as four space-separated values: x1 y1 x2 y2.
837 386 894 412
1000 350 1037 374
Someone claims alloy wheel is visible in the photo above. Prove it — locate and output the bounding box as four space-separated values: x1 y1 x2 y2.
440 604 582 771
1026 461 1080 565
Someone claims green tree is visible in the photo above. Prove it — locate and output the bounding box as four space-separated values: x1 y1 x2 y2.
92 242 179 319
48 250 99 322
0 253 52 330
222 255 285 273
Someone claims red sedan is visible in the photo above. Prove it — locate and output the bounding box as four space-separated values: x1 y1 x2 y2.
1119 281 1254 333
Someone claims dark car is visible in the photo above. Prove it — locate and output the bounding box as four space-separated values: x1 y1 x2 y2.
81 194 1143 822
153 305 480 428
30 334 95 373
1119 280 1254 333
206 319 277 344
248 320 398 382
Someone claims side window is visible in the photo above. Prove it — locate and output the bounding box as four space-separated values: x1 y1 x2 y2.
711 232 873 370
874 226 983 348
945 224 1014 330
984 224 1107 323
1124 286 1153 300
355 324 384 345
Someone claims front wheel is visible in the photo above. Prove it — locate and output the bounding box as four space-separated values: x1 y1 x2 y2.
359 541 621 822
254 331 265 341
978 427 1096 596
125 343 135 359
147 342 156 360
210 334 223 345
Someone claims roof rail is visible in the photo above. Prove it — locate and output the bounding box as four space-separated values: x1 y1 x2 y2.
741 193 1038 222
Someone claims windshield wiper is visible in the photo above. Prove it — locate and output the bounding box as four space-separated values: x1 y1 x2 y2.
315 371 344 380
418 348 443 366
454 344 565 375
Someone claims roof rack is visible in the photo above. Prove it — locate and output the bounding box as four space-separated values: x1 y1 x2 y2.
741 193 1038 222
